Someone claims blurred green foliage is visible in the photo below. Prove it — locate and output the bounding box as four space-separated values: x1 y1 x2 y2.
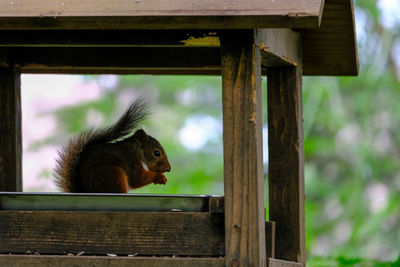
27 0 400 265
301 0 400 262
307 254 400 267
52 75 227 195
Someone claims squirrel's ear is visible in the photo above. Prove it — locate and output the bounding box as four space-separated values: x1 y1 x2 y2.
135 138 143 150
134 129 148 141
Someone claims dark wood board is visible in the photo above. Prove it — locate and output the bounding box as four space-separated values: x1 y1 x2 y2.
0 47 221 74
257 29 301 67
268 258 303 267
0 29 300 69
0 0 323 30
0 254 305 266
0 211 225 256
0 192 223 213
267 67 305 264
265 221 276 259
0 47 272 75
0 30 220 47
19 68 223 75
302 0 358 75
0 255 225 267
0 68 22 192
221 30 266 266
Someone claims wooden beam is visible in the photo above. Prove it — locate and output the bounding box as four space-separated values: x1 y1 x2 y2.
0 192 222 213
265 221 276 259
257 29 301 67
0 255 225 267
0 47 221 75
0 47 271 75
267 67 305 264
0 211 224 256
0 29 302 72
0 0 324 30
0 67 22 192
268 258 303 267
221 30 266 267
20 68 222 75
0 255 305 266
0 30 220 47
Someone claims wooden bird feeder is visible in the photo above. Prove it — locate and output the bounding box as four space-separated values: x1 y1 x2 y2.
0 0 358 266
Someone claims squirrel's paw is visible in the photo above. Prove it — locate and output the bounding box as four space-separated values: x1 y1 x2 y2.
153 173 167 185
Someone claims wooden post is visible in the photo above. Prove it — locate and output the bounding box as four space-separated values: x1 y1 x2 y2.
0 67 22 192
267 66 305 264
221 30 266 267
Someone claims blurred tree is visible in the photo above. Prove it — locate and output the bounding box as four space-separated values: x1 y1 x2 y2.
303 0 400 262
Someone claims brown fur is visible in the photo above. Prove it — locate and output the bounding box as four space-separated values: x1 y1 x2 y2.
54 98 170 193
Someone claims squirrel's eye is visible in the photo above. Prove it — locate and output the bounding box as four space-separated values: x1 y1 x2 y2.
153 149 161 157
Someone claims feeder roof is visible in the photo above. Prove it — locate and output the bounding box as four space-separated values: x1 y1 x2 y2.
0 0 358 75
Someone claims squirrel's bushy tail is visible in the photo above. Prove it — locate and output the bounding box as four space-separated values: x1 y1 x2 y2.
54 98 149 192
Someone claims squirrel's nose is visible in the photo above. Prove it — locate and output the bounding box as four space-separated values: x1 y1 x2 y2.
165 162 171 172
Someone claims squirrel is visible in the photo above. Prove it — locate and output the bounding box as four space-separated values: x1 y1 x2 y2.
54 98 171 193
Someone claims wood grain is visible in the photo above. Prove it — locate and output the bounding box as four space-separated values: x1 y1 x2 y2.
0 47 221 75
0 0 323 17
0 47 272 75
0 255 225 267
0 30 220 47
268 258 303 267
209 196 224 214
0 193 220 213
0 68 22 192
257 29 301 67
265 221 276 259
267 67 305 263
0 211 224 256
0 0 323 30
221 30 266 267
302 0 358 75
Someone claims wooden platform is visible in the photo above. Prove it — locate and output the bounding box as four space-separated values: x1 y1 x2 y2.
0 255 302 267
0 194 222 256
0 192 223 212
0 194 286 265
0 255 225 267
0 211 225 256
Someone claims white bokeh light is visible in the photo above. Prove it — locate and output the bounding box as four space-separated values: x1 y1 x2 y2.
178 115 221 151
378 0 400 29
